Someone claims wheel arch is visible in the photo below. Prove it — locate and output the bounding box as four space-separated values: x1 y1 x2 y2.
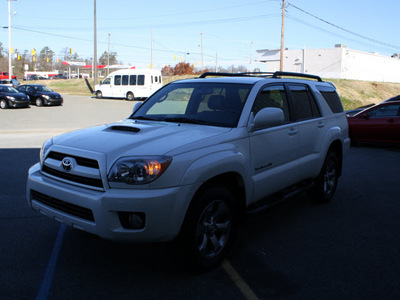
189 172 247 223
327 139 343 177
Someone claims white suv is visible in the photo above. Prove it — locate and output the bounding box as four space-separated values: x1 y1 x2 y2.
27 72 350 270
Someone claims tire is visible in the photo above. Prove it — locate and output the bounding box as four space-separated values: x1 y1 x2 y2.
310 152 339 203
96 91 103 99
179 185 237 271
126 92 134 101
0 99 8 109
35 98 43 107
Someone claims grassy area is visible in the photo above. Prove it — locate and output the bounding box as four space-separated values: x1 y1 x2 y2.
31 76 400 111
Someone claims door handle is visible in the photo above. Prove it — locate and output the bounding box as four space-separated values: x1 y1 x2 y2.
288 128 298 136
318 121 325 128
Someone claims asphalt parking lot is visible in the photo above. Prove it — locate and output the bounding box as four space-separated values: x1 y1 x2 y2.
1 96 400 299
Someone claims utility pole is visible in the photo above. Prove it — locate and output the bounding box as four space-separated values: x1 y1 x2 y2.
8 0 16 80
94 0 98 85
280 0 286 72
201 32 204 72
107 33 110 76
151 29 154 69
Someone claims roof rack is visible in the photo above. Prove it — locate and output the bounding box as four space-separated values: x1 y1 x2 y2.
199 71 323 82
272 71 323 82
199 72 253 78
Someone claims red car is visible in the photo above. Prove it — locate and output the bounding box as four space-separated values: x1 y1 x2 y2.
347 100 400 144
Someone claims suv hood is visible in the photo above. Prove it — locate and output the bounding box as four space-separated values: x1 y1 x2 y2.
52 119 231 162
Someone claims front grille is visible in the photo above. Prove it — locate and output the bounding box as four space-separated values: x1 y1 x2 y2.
31 190 95 222
47 151 99 168
42 165 103 188
43 151 103 189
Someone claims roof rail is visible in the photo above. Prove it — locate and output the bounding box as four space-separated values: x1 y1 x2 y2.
199 72 253 78
199 72 274 78
272 71 323 82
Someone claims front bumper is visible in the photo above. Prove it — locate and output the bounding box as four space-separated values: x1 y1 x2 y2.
27 163 197 243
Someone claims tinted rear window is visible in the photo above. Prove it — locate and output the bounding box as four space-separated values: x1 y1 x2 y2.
317 85 343 113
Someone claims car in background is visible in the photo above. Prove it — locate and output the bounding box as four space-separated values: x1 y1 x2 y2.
16 84 63 107
347 100 400 144
345 104 374 117
0 78 20 88
0 84 30 109
50 74 67 80
382 95 400 103
25 74 46 81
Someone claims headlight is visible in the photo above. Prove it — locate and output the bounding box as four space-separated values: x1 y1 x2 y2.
40 138 53 165
108 156 172 186
6 96 15 101
42 95 50 99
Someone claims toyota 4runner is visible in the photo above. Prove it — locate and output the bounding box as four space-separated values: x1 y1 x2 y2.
27 71 350 270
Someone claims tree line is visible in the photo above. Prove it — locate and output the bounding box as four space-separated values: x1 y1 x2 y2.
0 42 118 78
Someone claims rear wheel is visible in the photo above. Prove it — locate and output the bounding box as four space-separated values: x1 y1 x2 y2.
96 91 103 99
35 98 43 107
310 152 339 203
0 99 8 109
126 92 134 101
180 185 237 271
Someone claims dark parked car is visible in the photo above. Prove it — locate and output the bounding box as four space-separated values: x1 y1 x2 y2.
347 100 400 144
17 84 63 107
50 74 67 80
382 95 400 103
0 84 30 109
0 78 20 88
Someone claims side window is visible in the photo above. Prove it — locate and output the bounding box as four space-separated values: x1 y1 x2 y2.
159 76 162 83
317 85 343 113
122 75 129 85
151 76 154 84
18 86 26 92
129 75 137 85
155 76 158 83
138 75 145 86
252 85 290 123
289 84 321 121
368 104 400 118
114 75 121 85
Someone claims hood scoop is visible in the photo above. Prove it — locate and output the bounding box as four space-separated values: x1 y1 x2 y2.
108 125 141 133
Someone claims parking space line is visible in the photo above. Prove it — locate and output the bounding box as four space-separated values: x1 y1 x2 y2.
35 224 67 300
222 259 259 300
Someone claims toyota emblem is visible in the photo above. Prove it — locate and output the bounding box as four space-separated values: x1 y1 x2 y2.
62 157 73 172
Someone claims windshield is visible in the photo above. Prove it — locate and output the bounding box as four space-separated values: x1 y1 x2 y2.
0 86 18 93
32 86 53 92
130 82 252 127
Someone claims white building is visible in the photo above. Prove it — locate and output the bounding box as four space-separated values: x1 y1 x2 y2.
256 45 400 83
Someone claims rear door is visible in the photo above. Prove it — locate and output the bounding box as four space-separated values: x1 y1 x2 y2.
287 84 325 178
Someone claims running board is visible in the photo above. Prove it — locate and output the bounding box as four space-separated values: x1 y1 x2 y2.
247 181 314 215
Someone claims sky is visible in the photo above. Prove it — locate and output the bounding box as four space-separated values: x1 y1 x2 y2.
1 0 399 71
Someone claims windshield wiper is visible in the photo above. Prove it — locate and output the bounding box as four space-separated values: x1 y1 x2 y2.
130 116 162 121
163 117 210 125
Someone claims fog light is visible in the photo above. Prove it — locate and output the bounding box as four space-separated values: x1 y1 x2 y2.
118 212 146 229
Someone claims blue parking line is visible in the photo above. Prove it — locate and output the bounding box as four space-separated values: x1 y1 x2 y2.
35 224 67 300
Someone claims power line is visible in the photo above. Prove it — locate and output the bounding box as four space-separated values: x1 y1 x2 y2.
287 2 400 51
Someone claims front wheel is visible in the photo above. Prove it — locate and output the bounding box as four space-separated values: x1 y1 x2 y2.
35 98 43 107
180 185 237 271
310 152 339 203
96 91 103 99
0 99 8 109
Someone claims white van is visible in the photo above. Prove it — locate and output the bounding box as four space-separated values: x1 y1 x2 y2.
94 69 162 100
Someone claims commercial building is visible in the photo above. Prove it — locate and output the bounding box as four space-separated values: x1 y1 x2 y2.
256 45 400 83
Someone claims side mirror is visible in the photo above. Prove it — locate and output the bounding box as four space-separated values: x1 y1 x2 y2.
132 101 143 114
360 113 370 119
252 107 284 130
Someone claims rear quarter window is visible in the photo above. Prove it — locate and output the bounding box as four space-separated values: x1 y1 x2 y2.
317 85 344 113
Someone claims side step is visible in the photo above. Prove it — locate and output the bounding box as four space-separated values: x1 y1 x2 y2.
247 180 314 214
